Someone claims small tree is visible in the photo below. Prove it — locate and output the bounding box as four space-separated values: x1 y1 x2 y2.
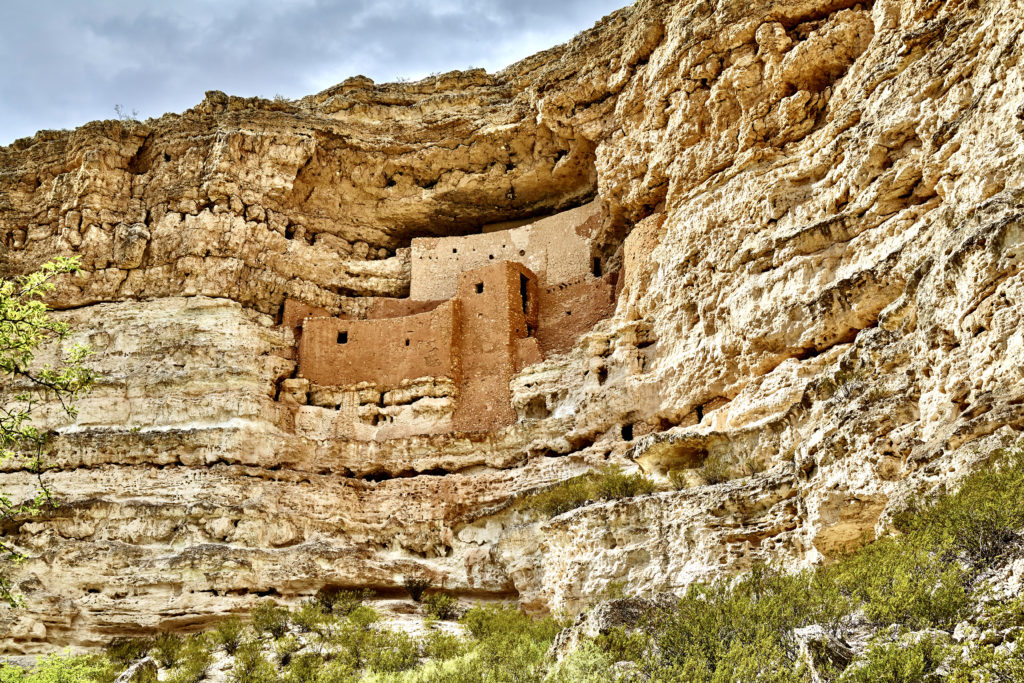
1 256 94 606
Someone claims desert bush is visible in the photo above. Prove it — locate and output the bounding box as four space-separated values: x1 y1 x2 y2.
152 633 185 669
252 600 290 639
456 604 565 682
364 629 419 673
105 637 152 668
230 640 277 683
830 538 967 629
291 600 328 634
422 592 458 620
275 635 301 667
164 634 213 683
697 453 730 484
346 605 379 629
402 576 432 602
543 641 616 683
592 466 655 500
667 468 690 490
314 586 373 616
517 466 655 517
421 629 465 662
214 616 246 654
0 653 108 683
837 635 948 682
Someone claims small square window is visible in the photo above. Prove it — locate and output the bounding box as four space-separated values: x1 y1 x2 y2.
337 331 348 344
452 248 457 254
475 282 484 294
405 339 410 346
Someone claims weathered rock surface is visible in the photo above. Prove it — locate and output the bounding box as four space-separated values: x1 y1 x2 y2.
1 0 1023 652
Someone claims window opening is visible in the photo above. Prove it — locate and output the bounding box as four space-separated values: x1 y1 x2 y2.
621 424 633 441
337 331 348 344
475 282 484 294
405 339 411 347
593 257 603 277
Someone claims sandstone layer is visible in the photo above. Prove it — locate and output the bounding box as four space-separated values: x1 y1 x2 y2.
1 0 1023 652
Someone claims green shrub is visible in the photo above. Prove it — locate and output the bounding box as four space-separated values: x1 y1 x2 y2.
697 454 730 484
164 634 213 683
830 538 967 629
152 633 185 669
252 600 290 639
667 468 691 490
364 629 418 673
403 576 432 602
543 641 616 683
422 593 458 620
592 466 655 500
0 653 108 683
837 635 948 682
346 605 379 629
314 586 373 616
517 466 656 517
214 616 246 654
230 640 277 683
291 600 328 634
104 637 152 667
458 605 565 682
421 629 465 662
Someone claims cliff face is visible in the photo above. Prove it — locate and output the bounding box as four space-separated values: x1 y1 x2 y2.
2 0 1023 652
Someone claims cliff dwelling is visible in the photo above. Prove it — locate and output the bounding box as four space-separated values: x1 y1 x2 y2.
278 202 618 439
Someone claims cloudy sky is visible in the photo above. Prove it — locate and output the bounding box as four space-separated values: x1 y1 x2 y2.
0 0 628 146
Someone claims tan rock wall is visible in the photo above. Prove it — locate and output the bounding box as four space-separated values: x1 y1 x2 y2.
1 0 1023 654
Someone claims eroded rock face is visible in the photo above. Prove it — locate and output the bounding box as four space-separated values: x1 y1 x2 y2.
2 0 1023 652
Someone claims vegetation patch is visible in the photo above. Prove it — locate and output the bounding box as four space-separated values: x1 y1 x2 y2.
516 465 655 517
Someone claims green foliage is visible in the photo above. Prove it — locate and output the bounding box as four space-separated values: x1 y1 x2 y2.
830 538 967 629
697 453 730 485
517 466 656 517
152 633 185 669
454 604 566 682
314 586 373 617
252 600 290 639
231 639 278 683
164 634 214 683
0 653 106 683
837 635 949 682
543 641 616 683
215 616 246 654
421 629 465 662
402 577 431 602
422 593 458 620
104 637 152 668
346 605 380 629
0 257 95 606
292 600 329 634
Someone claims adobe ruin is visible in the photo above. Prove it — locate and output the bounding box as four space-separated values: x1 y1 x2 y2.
280 202 618 439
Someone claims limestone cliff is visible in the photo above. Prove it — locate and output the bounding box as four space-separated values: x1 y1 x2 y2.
1 0 1023 652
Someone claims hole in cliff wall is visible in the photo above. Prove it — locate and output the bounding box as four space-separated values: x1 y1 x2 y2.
405 338 411 346
163 152 171 163
621 424 634 441
337 331 348 344
524 396 549 419
593 257 603 277
597 367 608 385
475 282 484 294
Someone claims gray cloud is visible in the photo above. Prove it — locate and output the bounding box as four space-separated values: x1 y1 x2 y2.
0 0 627 145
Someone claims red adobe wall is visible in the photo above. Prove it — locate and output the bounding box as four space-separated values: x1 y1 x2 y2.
452 261 540 433
366 298 444 320
536 274 618 356
297 301 459 388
